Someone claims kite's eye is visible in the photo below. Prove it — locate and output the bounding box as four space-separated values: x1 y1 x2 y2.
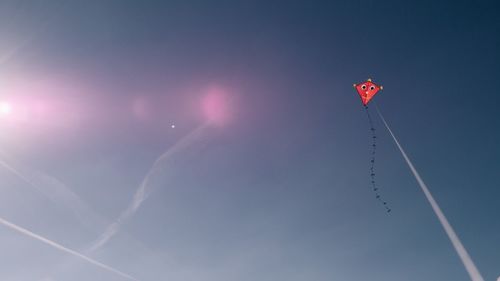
361 84 367 90
370 86 375 90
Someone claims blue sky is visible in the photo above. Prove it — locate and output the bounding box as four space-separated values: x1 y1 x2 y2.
0 1 498 280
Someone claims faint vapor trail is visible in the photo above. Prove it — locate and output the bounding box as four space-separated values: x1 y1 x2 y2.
375 105 484 281
0 156 101 230
88 124 209 252
0 154 160 280
0 216 138 281
0 1 67 67
0 159 35 186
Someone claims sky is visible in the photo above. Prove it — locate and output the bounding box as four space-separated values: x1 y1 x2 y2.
0 0 498 280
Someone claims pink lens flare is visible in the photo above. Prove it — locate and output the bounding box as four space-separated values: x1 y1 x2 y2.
0 73 89 135
202 85 232 126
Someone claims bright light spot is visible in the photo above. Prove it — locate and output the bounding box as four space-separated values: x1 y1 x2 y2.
171 124 175 129
497 276 500 281
0 102 12 116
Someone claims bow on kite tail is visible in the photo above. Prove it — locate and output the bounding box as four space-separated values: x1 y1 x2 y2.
354 78 391 213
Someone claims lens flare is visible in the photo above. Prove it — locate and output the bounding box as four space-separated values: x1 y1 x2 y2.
202 85 231 126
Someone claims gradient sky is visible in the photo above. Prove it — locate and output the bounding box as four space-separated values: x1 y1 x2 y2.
0 1 498 280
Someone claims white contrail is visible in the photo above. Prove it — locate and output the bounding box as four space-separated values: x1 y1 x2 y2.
88 124 209 252
0 216 138 281
0 124 209 278
0 154 159 280
375 105 484 281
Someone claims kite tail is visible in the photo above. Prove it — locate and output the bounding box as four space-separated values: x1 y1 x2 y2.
364 105 391 213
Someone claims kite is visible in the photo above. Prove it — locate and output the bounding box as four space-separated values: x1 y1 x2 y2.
354 80 484 281
354 78 382 106
353 78 391 212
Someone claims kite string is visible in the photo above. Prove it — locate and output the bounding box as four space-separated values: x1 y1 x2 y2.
364 105 391 213
374 104 484 281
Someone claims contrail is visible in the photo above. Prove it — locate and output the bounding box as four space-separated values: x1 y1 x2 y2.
0 159 38 189
0 216 138 281
0 156 101 231
0 124 209 278
375 105 484 281
88 124 209 252
0 154 159 280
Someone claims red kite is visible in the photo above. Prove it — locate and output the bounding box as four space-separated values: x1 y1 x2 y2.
353 78 383 106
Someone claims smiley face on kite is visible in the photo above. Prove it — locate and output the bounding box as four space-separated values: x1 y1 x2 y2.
353 78 383 106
